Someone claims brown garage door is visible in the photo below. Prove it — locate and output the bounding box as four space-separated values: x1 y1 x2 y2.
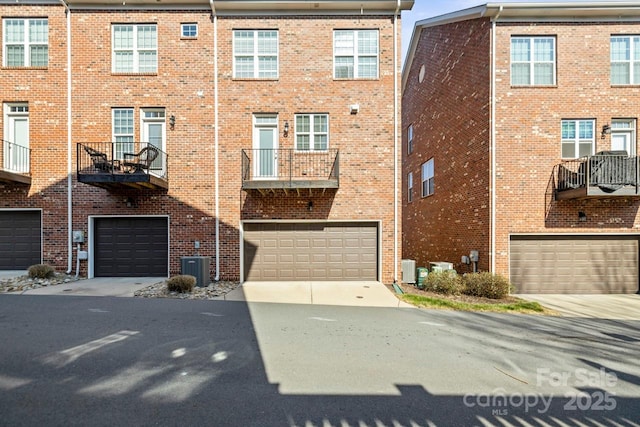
0 210 41 270
510 235 639 294
244 222 378 281
94 217 168 277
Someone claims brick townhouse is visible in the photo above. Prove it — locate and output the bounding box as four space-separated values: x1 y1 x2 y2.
1 0 414 283
402 2 640 293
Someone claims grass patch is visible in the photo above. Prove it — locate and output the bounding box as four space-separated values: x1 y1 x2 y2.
401 293 546 314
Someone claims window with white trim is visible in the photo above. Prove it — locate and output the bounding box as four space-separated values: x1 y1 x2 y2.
113 108 134 159
407 124 414 154
511 36 555 85
3 18 48 67
233 30 278 78
181 23 198 39
561 119 595 159
421 159 434 197
295 114 328 151
407 172 413 203
334 29 379 79
611 35 640 85
112 24 157 73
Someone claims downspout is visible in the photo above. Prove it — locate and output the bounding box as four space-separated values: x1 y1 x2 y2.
210 0 220 281
392 0 400 284
490 6 502 274
61 0 73 274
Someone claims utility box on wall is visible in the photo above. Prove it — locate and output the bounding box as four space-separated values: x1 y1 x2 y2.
180 256 211 287
401 259 416 284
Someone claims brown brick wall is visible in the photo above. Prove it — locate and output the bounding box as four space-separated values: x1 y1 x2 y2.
402 18 492 274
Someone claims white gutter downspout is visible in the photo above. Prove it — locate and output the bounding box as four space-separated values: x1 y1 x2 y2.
392 0 400 283
210 0 220 281
490 6 502 274
61 0 73 274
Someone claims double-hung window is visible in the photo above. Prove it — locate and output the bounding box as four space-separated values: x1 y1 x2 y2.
561 119 595 159
511 36 555 85
295 114 328 151
611 35 640 85
334 30 379 79
112 24 157 73
407 172 413 203
3 18 48 67
233 30 278 78
421 159 434 197
407 124 414 154
113 108 134 159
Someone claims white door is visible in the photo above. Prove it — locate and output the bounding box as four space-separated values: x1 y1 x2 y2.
253 115 278 179
4 104 29 173
611 132 633 156
141 109 166 176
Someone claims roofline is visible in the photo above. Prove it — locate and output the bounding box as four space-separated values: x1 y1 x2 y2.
402 1 640 93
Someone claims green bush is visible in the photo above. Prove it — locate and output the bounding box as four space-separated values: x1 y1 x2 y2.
27 264 55 279
423 270 463 295
462 272 512 299
166 275 196 293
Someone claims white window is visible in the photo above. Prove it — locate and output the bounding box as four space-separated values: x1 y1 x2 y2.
511 36 555 85
561 119 595 159
112 24 157 73
233 30 278 78
421 159 434 197
113 108 134 159
407 172 413 203
295 114 328 151
611 36 640 85
3 19 48 67
181 23 198 39
334 30 379 79
407 124 414 154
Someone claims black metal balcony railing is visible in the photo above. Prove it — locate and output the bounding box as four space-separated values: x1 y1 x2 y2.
555 151 640 198
241 148 339 190
77 142 168 189
1 140 31 174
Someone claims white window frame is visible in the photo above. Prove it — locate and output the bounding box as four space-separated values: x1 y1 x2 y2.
421 159 434 197
2 18 48 67
407 172 413 203
295 114 329 152
510 36 556 86
112 108 135 159
611 35 640 85
561 119 595 159
181 23 198 39
407 124 414 154
333 29 379 79
233 30 278 79
112 24 158 73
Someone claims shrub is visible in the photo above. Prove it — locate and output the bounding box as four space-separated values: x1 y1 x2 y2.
423 270 463 295
27 264 55 279
462 272 512 299
166 275 196 293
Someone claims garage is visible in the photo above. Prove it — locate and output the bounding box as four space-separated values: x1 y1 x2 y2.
0 210 41 270
93 217 168 277
510 235 639 294
243 222 378 281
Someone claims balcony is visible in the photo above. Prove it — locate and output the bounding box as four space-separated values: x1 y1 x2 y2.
0 140 31 185
554 151 640 199
77 142 168 190
241 148 339 195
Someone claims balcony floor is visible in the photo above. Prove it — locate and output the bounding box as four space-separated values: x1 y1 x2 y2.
0 169 31 185
78 171 168 190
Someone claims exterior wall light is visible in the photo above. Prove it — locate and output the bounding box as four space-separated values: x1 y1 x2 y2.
169 115 176 130
601 124 611 139
284 121 289 137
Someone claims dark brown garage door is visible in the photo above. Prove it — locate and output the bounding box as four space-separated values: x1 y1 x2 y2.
510 235 639 294
244 222 378 281
0 210 41 270
94 217 168 277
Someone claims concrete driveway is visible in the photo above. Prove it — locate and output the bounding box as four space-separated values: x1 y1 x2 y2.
516 293 640 320
12 277 164 298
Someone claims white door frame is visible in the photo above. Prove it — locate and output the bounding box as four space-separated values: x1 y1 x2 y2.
3 103 29 173
252 114 278 179
611 119 636 156
140 108 166 176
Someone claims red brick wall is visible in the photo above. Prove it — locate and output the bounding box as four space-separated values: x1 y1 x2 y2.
402 18 492 274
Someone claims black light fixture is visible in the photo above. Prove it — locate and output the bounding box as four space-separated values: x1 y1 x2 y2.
307 200 313 212
601 124 611 139
578 211 587 222
283 120 289 137
169 114 176 130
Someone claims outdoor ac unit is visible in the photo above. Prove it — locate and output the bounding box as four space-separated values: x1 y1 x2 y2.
402 259 416 284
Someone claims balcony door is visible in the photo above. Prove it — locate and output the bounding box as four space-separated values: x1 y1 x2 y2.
141 109 166 177
253 115 278 179
611 119 636 156
4 104 29 173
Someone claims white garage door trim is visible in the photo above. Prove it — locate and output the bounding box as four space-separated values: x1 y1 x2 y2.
88 215 170 278
240 220 382 283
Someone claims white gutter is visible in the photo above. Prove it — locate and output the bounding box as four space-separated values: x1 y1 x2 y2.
211 0 220 281
490 5 502 274
61 0 73 274
393 0 400 283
